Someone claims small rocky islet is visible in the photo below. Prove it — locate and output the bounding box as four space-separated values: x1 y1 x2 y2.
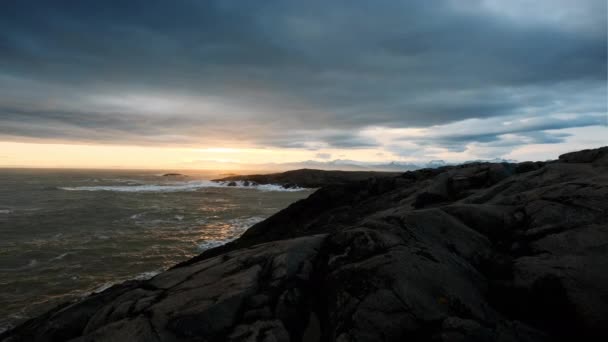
161 173 186 177
2 147 607 341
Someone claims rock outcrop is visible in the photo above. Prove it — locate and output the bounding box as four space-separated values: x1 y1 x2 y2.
2 147 607 341
213 169 402 188
162 173 186 177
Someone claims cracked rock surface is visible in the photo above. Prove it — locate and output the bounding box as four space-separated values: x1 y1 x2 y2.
2 147 607 341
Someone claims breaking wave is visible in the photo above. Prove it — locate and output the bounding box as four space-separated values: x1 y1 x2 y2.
59 180 307 193
92 270 162 294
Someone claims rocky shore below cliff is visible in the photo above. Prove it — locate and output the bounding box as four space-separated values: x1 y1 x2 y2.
2 147 607 342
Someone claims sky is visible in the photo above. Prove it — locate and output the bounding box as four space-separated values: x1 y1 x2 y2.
0 0 606 169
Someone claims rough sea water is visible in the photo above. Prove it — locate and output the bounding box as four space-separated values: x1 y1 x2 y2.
0 168 313 333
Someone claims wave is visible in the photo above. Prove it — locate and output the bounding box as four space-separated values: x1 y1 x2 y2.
51 252 71 261
197 216 265 251
198 239 230 251
59 180 308 193
91 217 264 294
216 180 307 192
133 270 162 281
92 270 161 294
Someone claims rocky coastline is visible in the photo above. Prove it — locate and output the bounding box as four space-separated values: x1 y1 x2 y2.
213 169 402 189
2 147 607 341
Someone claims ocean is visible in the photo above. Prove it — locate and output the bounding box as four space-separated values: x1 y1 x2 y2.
0 168 312 333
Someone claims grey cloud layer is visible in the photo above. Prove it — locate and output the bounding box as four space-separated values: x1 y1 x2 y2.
411 112 606 151
0 0 606 151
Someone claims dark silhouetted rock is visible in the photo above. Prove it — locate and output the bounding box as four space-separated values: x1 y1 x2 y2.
213 169 402 188
559 146 608 165
3 146 607 342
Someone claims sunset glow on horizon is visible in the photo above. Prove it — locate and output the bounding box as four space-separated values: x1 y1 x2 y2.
2 124 606 170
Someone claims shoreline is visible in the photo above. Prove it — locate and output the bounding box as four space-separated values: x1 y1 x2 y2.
3 147 607 341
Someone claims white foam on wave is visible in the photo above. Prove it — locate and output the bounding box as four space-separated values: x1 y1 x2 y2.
92 270 162 294
133 270 162 280
0 209 12 214
130 213 145 219
217 180 308 192
59 180 308 193
92 282 116 294
60 181 215 193
198 239 229 251
51 252 71 261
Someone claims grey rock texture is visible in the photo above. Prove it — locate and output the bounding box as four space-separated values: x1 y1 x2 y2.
2 146 607 341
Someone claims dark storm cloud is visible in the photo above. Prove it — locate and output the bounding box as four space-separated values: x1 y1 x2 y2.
0 0 605 149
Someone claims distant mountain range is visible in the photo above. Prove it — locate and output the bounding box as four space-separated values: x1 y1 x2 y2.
185 157 519 172
231 157 518 172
